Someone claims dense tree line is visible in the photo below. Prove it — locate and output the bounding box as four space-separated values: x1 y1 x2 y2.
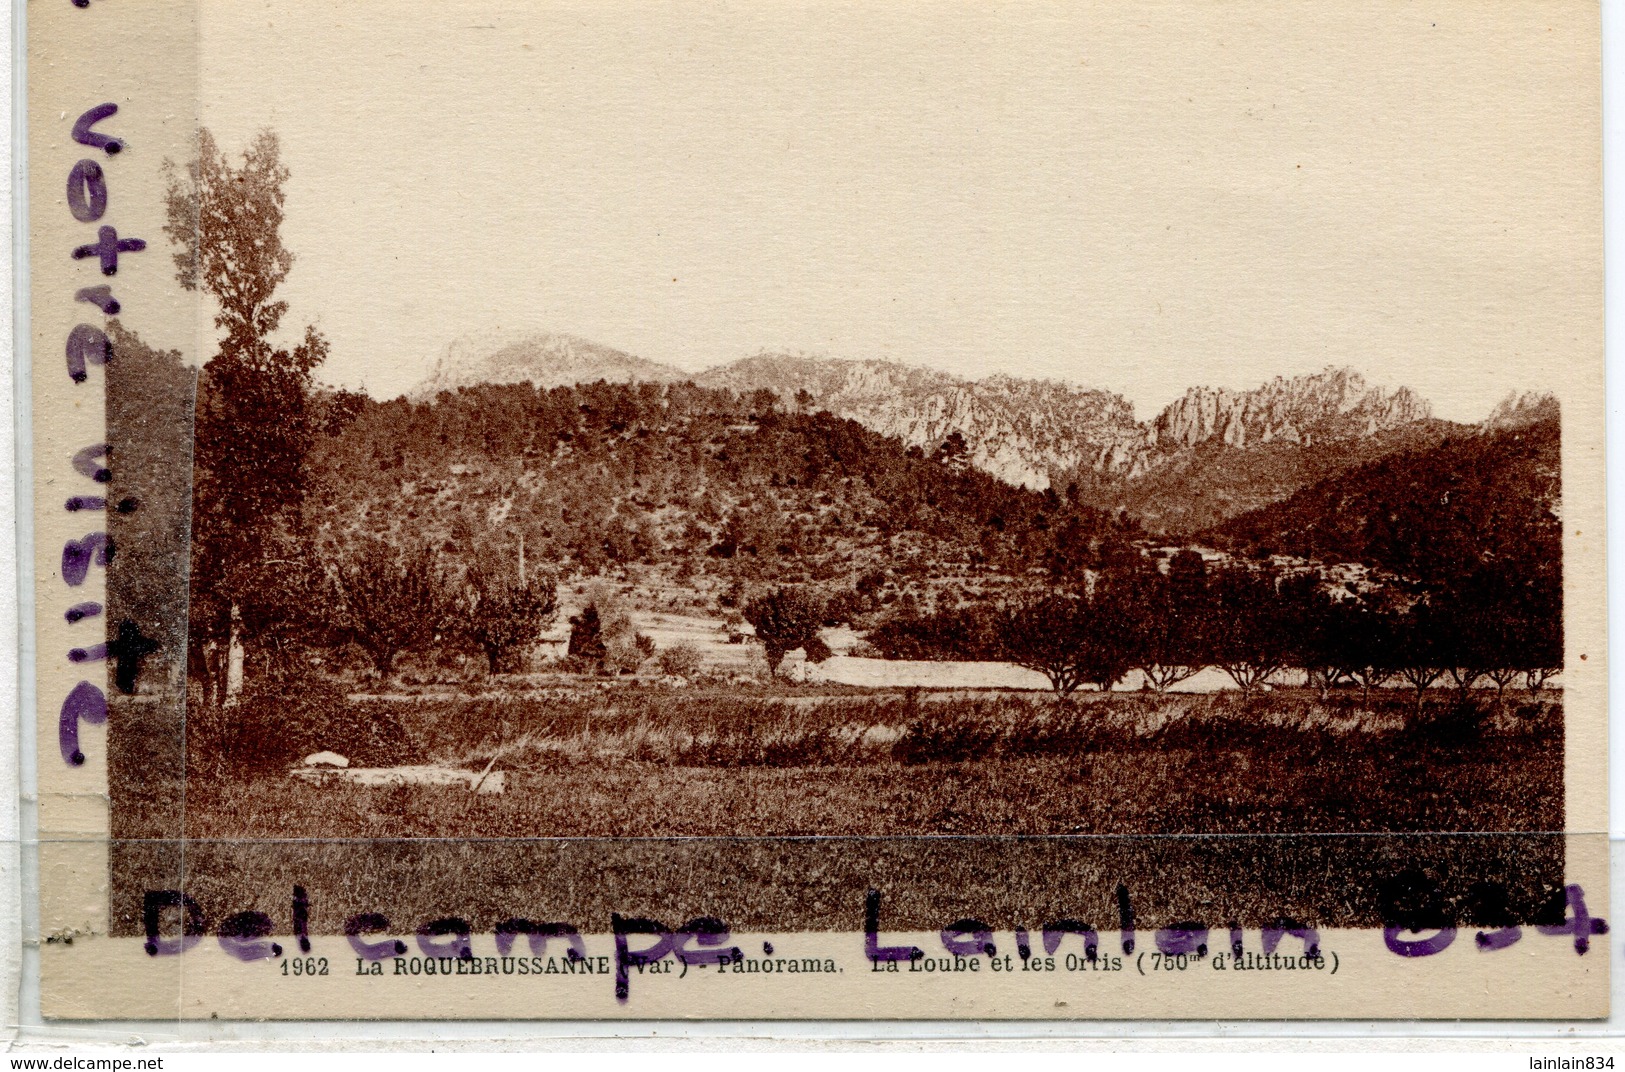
872 551 1561 707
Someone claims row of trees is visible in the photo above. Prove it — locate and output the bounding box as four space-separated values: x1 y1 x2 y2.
329 541 558 676
306 542 1562 707
868 551 1560 707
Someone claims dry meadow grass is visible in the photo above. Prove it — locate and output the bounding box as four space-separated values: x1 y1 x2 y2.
182 688 1562 839
108 686 1566 936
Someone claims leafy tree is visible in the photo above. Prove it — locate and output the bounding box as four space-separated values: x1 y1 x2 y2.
1208 567 1293 699
568 604 608 670
1078 573 1138 691
165 128 328 700
1519 573 1563 697
1482 661 1522 701
1455 565 1562 703
1524 665 1559 698
330 542 453 677
743 587 825 677
1001 588 1132 699
1434 573 1505 703
1326 596 1400 706
1002 596 1091 698
1279 574 1343 699
233 551 331 685
461 562 558 675
1124 553 1210 693
1393 602 1449 716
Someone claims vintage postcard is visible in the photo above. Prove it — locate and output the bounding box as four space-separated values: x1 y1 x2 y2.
27 0 1606 1020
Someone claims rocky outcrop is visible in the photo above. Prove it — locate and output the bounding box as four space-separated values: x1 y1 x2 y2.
1483 390 1559 431
1150 368 1431 452
697 354 1149 490
698 359 1435 490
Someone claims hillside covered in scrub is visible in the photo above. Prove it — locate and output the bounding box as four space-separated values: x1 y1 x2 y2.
1206 406 1560 588
1072 417 1467 536
275 375 1567 698
304 379 1141 591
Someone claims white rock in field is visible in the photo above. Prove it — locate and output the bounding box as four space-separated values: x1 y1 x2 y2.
302 751 350 768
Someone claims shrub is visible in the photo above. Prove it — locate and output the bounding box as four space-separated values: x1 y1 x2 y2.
656 643 703 679
606 631 655 674
1409 695 1491 748
891 713 1003 764
188 675 417 777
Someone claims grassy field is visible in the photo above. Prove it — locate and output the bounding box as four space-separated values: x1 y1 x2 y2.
115 830 1566 939
180 688 1562 839
109 685 1568 936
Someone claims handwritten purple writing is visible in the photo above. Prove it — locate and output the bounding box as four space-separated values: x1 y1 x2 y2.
58 105 158 769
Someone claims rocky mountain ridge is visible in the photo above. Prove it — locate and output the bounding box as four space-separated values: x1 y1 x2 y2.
696 354 1146 489
411 333 1443 486
407 332 1528 530
1151 368 1431 452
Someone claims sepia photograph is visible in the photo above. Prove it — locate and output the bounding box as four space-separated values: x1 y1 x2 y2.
30 0 1601 1019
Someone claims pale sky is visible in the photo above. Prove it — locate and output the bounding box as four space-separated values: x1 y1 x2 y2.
192 0 1601 423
